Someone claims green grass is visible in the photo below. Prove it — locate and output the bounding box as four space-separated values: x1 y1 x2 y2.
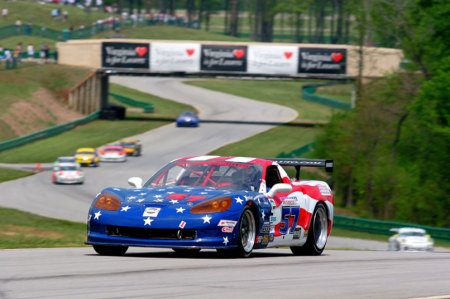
315 84 354 103
0 83 195 163
186 79 338 121
0 207 86 249
0 2 111 31
0 167 34 182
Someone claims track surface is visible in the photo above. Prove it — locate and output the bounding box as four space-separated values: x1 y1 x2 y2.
1 77 449 298
1 247 449 299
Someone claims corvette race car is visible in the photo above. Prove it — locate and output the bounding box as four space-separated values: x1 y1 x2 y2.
74 148 100 167
86 156 334 257
176 111 199 127
99 145 127 162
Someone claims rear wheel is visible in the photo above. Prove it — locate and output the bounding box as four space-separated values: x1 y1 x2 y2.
291 202 328 256
93 245 128 256
217 206 256 258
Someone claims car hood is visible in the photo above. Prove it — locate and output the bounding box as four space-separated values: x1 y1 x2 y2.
401 236 430 243
75 154 95 158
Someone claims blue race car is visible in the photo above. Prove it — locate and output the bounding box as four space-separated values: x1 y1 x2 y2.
86 156 334 257
176 111 199 127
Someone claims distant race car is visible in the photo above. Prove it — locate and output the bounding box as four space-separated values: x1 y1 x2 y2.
176 111 199 127
86 156 334 257
99 145 127 162
120 139 142 156
52 162 84 184
74 148 100 167
388 228 434 251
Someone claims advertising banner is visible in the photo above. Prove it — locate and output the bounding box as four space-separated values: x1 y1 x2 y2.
150 43 201 72
102 42 150 69
298 48 347 74
200 45 247 72
247 45 298 75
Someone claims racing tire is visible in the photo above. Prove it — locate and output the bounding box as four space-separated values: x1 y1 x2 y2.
291 202 328 256
217 206 256 258
93 245 128 256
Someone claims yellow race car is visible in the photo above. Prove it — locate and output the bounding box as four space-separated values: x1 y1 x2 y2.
119 139 142 156
73 148 100 167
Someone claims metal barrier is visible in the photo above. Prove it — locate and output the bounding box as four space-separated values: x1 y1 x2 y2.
109 92 154 113
302 84 352 110
0 111 99 153
334 215 450 242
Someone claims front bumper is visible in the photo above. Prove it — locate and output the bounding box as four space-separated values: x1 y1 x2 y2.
401 243 434 251
99 156 126 162
55 177 84 184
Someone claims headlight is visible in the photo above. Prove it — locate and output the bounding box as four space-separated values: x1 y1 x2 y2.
401 239 407 244
94 193 121 211
190 197 232 214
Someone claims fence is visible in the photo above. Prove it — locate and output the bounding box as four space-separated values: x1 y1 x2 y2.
334 215 450 242
302 83 353 110
0 111 99 153
67 72 101 115
109 93 154 113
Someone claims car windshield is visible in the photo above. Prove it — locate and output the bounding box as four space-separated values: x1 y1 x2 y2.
76 151 94 155
399 231 426 237
57 166 79 171
57 158 75 163
181 112 196 117
144 160 263 192
120 142 135 148
104 148 122 152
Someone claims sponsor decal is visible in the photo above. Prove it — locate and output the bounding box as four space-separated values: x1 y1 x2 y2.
269 233 275 242
280 196 298 205
102 42 149 69
218 220 237 227
298 48 347 74
270 216 277 222
201 45 247 72
261 235 270 245
261 224 271 233
256 236 262 243
293 227 302 240
143 207 161 217
221 227 234 233
248 45 298 75
150 43 201 72
318 185 332 196
304 229 308 238
179 221 186 229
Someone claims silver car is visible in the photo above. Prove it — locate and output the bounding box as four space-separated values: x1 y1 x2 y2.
388 228 434 251
52 162 84 184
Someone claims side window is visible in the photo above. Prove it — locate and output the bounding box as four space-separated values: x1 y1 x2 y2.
265 165 282 188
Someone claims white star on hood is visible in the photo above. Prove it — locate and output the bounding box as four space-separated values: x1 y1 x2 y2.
94 211 102 220
202 215 212 224
176 207 185 213
223 236 229 245
235 197 244 205
121 206 131 212
144 217 153 226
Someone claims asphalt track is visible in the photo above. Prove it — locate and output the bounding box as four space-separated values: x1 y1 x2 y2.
0 77 449 298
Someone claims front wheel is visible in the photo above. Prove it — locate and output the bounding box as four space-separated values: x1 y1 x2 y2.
291 202 329 256
218 206 256 258
93 245 128 256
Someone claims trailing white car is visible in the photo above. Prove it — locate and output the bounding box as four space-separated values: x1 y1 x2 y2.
388 228 434 251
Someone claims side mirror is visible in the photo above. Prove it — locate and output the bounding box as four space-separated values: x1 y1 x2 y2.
128 177 143 188
266 183 292 198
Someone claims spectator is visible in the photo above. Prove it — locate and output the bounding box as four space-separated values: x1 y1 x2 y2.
25 23 32 35
51 9 58 20
5 49 14 69
14 43 23 63
27 42 34 58
39 44 46 64
15 19 22 33
63 10 68 22
2 8 7 20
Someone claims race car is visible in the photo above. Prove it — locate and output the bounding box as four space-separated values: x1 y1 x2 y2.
99 145 127 162
388 228 434 251
86 156 334 257
176 111 199 127
73 148 100 167
119 139 142 156
52 162 84 184
54 156 78 165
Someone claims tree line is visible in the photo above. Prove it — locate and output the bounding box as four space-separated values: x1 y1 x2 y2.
316 0 449 227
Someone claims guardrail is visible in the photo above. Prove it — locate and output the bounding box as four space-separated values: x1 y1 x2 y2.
0 111 99 153
334 215 450 242
109 93 154 113
302 83 352 110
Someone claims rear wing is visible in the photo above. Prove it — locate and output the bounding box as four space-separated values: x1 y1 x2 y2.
268 158 333 181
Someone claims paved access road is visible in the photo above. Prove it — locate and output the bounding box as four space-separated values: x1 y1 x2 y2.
0 77 297 223
0 247 449 299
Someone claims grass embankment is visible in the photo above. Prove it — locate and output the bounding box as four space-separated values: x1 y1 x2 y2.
0 83 194 163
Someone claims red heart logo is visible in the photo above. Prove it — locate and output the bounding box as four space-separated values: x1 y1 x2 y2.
233 49 245 59
135 47 148 57
186 49 195 56
284 52 293 59
331 52 343 62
